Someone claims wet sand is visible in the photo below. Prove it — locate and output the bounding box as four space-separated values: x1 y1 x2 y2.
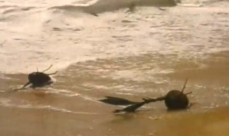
156 107 229 136
1 50 229 136
0 104 229 136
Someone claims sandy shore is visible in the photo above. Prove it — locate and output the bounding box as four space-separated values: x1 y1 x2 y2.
0 105 228 136
156 106 229 136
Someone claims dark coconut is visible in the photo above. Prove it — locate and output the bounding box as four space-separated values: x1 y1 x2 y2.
164 90 189 110
13 65 57 91
100 78 190 113
28 72 51 87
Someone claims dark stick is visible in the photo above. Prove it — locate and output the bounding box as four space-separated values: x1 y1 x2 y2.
185 92 192 95
21 81 31 89
42 65 53 72
12 81 31 91
181 78 189 93
114 97 165 113
47 71 58 75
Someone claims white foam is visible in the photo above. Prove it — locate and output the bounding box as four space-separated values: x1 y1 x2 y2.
0 98 100 115
0 0 229 74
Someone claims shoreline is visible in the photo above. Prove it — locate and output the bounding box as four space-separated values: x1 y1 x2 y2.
0 104 228 136
155 106 229 136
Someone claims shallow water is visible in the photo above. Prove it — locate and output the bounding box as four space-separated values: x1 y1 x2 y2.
0 0 229 135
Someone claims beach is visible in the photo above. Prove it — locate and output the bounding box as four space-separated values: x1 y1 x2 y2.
0 0 229 135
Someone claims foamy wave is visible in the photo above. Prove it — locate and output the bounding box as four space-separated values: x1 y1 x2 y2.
0 73 13 80
1 0 229 75
43 88 80 97
0 99 99 114
5 86 100 103
201 0 229 7
1 6 36 14
6 86 80 97
49 0 177 14
110 69 173 82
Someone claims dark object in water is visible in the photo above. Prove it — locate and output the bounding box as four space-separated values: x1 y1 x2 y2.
99 96 139 106
163 78 191 110
113 97 165 113
114 101 146 113
27 72 52 88
100 78 191 113
164 90 189 110
16 65 57 90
